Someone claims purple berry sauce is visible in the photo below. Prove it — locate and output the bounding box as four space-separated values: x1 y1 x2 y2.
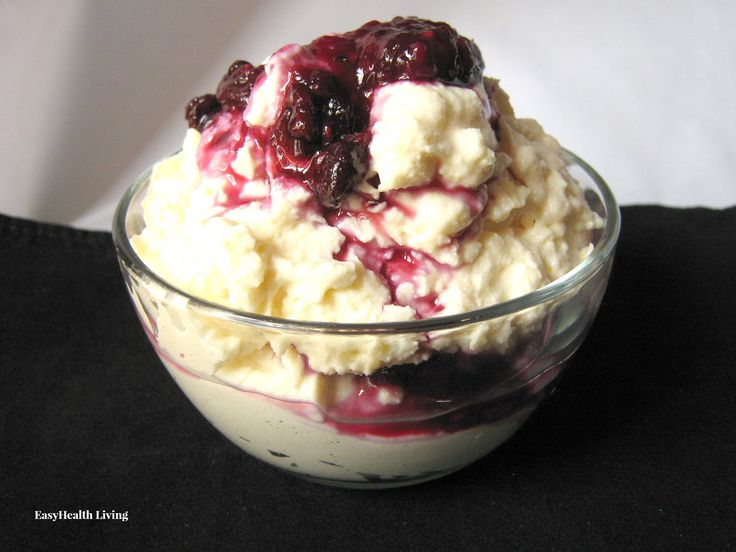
188 16 484 210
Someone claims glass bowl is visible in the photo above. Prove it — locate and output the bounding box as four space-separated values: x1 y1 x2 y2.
112 151 619 489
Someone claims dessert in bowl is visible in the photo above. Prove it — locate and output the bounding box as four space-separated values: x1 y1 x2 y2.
112 17 620 488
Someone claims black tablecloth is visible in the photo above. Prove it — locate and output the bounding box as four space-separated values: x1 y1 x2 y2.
1 206 734 551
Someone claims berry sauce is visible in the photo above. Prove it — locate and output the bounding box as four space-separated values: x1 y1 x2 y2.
323 320 559 438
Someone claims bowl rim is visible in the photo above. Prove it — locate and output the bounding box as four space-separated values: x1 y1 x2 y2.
112 150 620 335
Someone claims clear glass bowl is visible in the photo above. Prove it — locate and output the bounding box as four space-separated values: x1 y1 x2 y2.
112 151 620 489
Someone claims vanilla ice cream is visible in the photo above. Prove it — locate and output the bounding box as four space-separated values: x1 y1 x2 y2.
117 17 612 487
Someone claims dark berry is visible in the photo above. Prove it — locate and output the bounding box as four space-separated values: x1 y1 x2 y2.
216 60 265 110
271 108 315 172
319 96 353 144
455 36 483 83
270 81 327 171
303 70 342 99
185 94 221 131
355 17 484 95
309 139 368 208
272 115 314 169
295 70 356 144
285 82 318 141
272 76 359 170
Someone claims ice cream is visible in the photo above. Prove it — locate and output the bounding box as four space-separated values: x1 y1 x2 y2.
118 17 612 487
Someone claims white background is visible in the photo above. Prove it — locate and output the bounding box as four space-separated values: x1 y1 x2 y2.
1 0 735 231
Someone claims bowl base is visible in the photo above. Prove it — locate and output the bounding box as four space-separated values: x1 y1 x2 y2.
284 465 469 489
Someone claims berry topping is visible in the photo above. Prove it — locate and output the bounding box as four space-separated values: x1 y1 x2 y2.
355 18 483 93
216 60 265 110
185 94 221 131
300 69 344 98
270 83 318 172
319 96 354 144
278 71 358 148
297 70 358 144
188 17 486 208
285 82 318 142
309 139 368 208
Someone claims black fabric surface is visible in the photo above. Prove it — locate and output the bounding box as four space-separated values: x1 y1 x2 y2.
1 206 734 551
